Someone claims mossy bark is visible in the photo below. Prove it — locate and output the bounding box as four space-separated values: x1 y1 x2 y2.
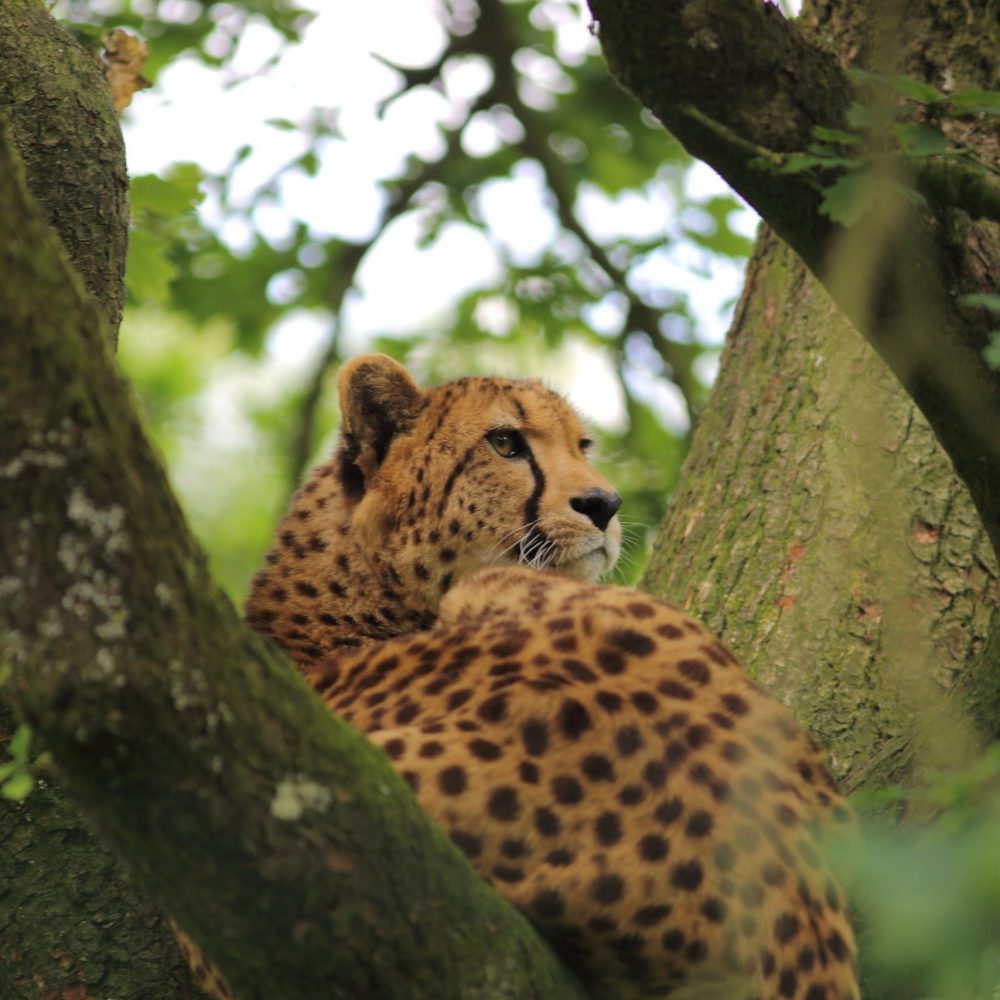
0 7 196 997
0 0 127 340
0 766 198 999
630 0 1000 785
644 229 997 786
0 120 585 1000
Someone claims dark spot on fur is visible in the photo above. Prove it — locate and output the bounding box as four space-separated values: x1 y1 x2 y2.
670 860 704 891
488 787 520 821
591 874 624 905
477 693 509 722
469 738 502 761
534 807 561 837
438 765 467 795
558 699 592 739
615 725 643 756
609 629 655 656
595 811 623 846
582 754 615 782
450 830 481 858
552 775 583 804
639 834 668 861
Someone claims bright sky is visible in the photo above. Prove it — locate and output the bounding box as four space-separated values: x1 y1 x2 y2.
74 0 780 434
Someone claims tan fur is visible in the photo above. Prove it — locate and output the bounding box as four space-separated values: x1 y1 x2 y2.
189 356 858 1000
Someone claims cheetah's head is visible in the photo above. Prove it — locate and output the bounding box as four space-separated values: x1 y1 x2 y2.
338 354 622 599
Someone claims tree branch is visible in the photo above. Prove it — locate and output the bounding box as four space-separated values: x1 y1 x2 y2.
0 0 128 342
0 8 195 995
371 3 707 427
0 125 586 1000
588 0 1000 563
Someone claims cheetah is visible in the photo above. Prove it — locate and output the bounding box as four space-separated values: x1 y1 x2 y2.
239 354 859 999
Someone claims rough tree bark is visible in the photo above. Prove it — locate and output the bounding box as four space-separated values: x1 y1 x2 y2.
589 0 1000 781
0 0 128 342
645 229 996 788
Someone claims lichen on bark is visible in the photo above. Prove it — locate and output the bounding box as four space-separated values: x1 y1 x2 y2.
0 8 193 994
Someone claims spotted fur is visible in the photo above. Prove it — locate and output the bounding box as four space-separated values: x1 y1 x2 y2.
189 355 858 999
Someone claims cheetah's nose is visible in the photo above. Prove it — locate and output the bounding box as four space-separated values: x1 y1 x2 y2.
570 489 622 532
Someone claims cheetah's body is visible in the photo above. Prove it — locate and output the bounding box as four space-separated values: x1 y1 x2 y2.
242 356 858 1000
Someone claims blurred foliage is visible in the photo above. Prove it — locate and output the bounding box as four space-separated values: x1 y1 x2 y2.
960 294 1000 370
848 748 1000 1000
55 0 754 600
0 722 43 801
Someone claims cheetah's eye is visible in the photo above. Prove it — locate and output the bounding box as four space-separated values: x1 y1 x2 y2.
579 437 593 452
487 428 526 459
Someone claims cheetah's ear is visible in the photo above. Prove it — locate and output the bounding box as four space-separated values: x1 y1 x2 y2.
337 354 424 499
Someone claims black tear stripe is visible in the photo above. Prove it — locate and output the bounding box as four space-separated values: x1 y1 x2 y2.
521 451 550 564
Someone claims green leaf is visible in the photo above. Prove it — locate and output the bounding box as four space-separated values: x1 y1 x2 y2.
131 164 204 218
773 154 828 175
948 87 1000 116
820 172 926 224
846 103 871 129
847 68 946 104
896 123 949 156
983 332 1000 370
127 228 179 305
804 144 858 168
847 68 881 83
820 173 873 225
958 294 1000 315
2 772 35 801
8 723 31 761
888 75 946 104
813 126 864 146
299 151 319 177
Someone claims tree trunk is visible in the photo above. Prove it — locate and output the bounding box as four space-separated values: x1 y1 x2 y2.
590 0 1000 783
0 772 199 999
644 227 997 787
0 7 197 996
